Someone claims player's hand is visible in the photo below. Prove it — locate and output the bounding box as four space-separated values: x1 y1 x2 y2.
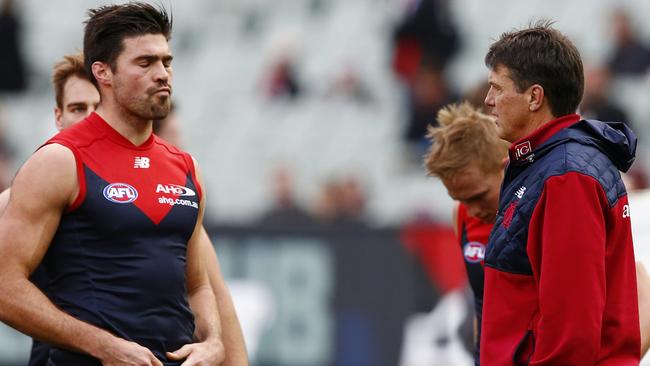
166 339 226 366
99 337 163 366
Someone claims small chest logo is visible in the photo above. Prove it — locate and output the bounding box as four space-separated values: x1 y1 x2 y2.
502 200 519 229
463 242 485 263
515 185 527 199
103 183 138 203
134 156 150 169
514 141 532 160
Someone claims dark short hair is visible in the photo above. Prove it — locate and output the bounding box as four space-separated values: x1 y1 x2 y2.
485 20 584 117
83 2 172 88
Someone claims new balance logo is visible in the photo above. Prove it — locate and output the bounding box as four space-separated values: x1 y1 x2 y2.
515 186 526 199
134 157 150 169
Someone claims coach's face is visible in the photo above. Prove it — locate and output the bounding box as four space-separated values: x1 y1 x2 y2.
112 33 173 121
442 164 502 224
484 65 532 143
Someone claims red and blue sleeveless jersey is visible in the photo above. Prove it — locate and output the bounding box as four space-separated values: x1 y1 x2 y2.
40 112 202 365
456 203 490 365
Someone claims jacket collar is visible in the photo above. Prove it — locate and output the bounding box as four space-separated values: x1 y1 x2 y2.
508 114 581 164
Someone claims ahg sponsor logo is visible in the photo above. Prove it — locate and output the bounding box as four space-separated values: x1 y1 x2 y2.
156 184 196 197
103 183 138 203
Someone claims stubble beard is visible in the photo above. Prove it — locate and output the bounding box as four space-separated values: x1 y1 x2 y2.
119 90 171 121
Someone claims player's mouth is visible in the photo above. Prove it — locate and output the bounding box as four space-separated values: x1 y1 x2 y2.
153 87 171 96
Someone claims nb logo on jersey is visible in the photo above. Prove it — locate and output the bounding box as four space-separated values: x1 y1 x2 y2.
134 157 150 169
103 183 138 203
623 204 630 218
464 242 485 263
156 184 196 197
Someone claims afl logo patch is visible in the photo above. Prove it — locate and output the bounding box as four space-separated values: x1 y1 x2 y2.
463 242 485 263
103 183 138 203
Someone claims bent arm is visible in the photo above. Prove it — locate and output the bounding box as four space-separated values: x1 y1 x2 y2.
200 227 249 365
172 158 226 365
0 144 127 360
186 218 222 345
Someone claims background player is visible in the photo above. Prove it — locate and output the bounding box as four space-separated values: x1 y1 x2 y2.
423 102 506 365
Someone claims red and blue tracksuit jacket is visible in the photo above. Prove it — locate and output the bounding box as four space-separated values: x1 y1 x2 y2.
481 114 640 365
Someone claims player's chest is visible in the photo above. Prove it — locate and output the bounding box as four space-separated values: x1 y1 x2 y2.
80 151 199 226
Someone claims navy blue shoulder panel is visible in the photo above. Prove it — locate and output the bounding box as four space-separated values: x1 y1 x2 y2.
486 140 626 275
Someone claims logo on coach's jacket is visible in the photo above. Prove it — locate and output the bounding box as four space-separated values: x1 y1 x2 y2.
514 141 532 160
464 242 485 263
103 183 138 203
515 185 526 199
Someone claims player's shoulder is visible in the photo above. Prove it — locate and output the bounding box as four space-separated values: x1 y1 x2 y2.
32 143 77 168
48 117 99 148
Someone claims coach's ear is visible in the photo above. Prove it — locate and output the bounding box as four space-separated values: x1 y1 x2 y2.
528 84 544 112
91 61 112 87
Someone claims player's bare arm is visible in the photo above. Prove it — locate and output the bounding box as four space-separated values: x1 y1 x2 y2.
0 144 162 366
167 159 226 365
200 226 249 365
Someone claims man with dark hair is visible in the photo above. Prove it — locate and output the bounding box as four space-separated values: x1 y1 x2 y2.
0 3 225 365
480 21 640 365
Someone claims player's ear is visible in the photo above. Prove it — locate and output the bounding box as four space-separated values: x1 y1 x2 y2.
54 107 64 131
91 61 112 87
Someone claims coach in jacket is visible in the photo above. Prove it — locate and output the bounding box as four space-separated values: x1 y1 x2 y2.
481 21 640 365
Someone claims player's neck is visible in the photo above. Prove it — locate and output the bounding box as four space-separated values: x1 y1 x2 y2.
95 104 152 147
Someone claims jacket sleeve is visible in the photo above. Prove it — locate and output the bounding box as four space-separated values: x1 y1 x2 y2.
527 171 608 365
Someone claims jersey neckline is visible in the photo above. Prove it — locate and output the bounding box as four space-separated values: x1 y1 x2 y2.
86 112 155 151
